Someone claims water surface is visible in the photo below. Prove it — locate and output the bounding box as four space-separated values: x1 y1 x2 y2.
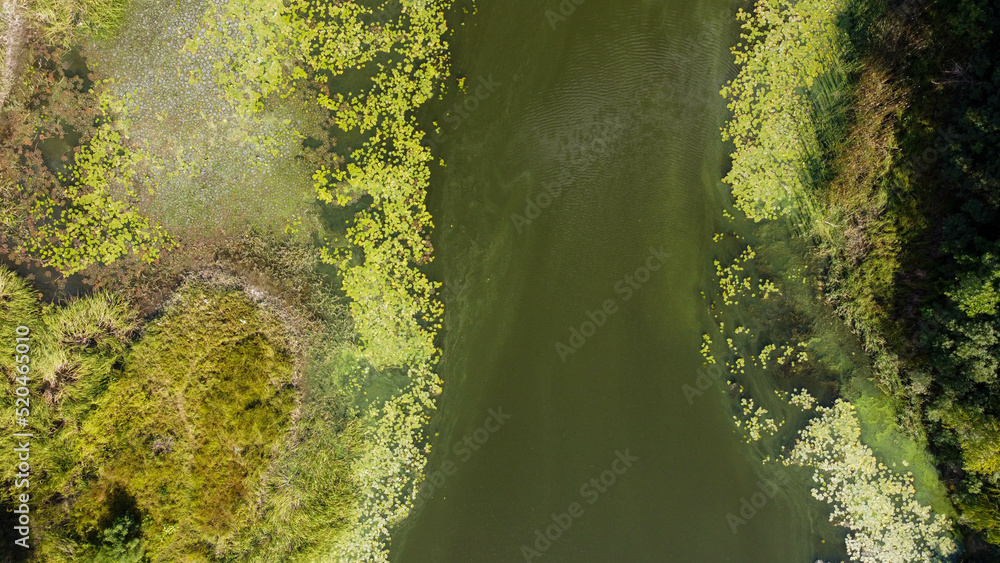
393 2 824 561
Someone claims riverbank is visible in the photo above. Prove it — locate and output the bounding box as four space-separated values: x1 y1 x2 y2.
0 1 454 561
717 0 1000 558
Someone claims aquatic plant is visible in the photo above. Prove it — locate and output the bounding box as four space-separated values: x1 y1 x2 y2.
720 0 849 221
757 343 776 369
715 245 760 305
700 333 715 364
308 3 450 372
27 90 174 274
182 0 449 369
0 279 300 562
733 397 782 442
333 362 443 561
783 399 957 562
789 388 816 410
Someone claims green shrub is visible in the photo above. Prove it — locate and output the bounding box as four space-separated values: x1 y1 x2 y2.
92 514 144 563
0 274 303 562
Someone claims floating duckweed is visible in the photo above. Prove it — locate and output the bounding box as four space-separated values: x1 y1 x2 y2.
759 278 780 299
715 245 757 305
28 91 175 273
733 397 782 442
782 400 957 561
757 343 776 369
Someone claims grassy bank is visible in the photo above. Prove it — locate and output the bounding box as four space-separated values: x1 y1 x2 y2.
0 269 308 561
0 262 409 562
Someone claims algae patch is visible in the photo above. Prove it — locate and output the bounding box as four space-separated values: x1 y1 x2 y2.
82 0 328 236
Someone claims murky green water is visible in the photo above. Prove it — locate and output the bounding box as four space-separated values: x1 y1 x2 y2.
391 1 831 561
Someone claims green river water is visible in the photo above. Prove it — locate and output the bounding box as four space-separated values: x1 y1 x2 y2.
391 1 842 561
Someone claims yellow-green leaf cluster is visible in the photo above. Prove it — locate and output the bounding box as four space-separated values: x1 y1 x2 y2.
28 92 174 274
720 0 850 221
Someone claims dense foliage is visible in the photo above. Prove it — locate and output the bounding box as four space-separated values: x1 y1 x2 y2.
0 272 299 561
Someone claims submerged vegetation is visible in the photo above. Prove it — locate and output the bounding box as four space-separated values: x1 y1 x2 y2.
784 397 957 562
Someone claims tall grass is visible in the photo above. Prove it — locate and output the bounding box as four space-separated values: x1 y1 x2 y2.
54 285 298 562
29 0 129 45
0 267 39 339
222 344 365 561
0 272 347 562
